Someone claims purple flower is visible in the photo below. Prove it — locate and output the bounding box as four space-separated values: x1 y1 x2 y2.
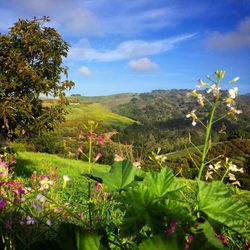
0 199 6 209
164 229 173 235
170 220 177 229
187 235 193 244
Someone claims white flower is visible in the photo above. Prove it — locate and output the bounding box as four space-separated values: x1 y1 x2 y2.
186 110 198 126
36 194 46 203
228 87 238 99
214 161 222 170
63 175 70 182
40 177 53 191
228 173 236 181
205 170 213 180
114 154 124 161
228 106 242 115
207 84 221 98
26 216 36 225
196 79 209 88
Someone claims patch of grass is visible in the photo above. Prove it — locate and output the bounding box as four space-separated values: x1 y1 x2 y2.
64 103 135 129
15 151 110 178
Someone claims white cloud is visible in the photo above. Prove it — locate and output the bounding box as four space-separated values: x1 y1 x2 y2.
205 17 250 50
4 0 101 37
128 58 158 72
68 33 196 62
79 66 91 77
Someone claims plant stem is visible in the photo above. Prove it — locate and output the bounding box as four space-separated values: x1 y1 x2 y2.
88 125 93 228
198 102 217 180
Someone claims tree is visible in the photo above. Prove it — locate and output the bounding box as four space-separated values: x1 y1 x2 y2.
0 17 74 145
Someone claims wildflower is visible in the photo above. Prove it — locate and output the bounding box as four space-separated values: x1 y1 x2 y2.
36 193 46 203
94 152 103 162
87 133 92 140
228 163 244 173
196 79 209 88
62 175 70 189
155 155 167 162
207 84 221 98
114 154 124 161
39 176 53 191
133 161 141 168
228 87 238 99
79 211 84 219
216 234 228 245
46 219 52 226
232 180 241 186
164 220 177 235
186 110 198 126
214 161 222 170
228 76 240 84
95 182 102 192
25 215 36 225
0 199 6 209
77 145 83 154
205 170 213 180
187 235 193 244
228 106 242 116
97 135 104 145
228 173 236 181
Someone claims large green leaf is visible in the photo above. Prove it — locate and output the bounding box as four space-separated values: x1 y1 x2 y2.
56 223 106 250
199 221 224 250
121 186 166 236
93 160 139 192
144 167 185 198
198 181 250 234
139 235 179 250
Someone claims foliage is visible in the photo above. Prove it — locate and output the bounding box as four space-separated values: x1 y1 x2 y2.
1 70 250 250
0 17 74 145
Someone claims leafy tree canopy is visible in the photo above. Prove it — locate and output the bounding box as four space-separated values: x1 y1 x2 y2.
0 17 74 145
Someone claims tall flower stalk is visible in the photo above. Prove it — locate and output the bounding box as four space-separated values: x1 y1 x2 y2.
186 70 242 181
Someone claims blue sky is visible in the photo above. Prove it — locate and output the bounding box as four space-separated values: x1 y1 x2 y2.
0 0 250 95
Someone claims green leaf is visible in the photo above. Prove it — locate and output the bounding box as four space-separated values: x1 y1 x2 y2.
144 167 184 198
197 181 250 234
139 235 179 250
199 221 224 250
93 160 139 192
56 223 105 250
121 186 166 236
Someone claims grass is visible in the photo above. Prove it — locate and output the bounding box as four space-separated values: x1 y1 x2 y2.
64 102 135 129
15 151 110 179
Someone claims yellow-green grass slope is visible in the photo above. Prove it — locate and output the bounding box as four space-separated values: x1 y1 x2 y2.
15 151 110 179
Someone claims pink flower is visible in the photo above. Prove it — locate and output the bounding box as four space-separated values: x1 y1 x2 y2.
94 153 103 162
95 182 102 192
187 235 193 244
87 133 92 140
0 199 6 209
97 135 104 145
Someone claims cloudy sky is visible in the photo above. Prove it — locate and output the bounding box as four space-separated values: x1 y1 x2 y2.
1 0 250 95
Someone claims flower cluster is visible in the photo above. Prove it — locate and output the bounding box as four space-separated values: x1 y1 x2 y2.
186 70 242 127
205 158 244 186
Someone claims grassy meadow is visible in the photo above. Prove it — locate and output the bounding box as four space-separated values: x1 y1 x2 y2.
14 151 110 178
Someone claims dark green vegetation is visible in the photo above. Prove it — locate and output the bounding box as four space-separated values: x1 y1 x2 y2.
24 90 250 188
0 17 74 145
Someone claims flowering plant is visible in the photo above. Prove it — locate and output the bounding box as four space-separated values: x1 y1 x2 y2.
186 70 243 182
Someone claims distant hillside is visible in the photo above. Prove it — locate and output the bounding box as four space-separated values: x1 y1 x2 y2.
110 89 250 155
68 93 138 109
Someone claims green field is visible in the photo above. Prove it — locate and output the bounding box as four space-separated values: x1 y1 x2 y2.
64 102 135 129
15 151 110 179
